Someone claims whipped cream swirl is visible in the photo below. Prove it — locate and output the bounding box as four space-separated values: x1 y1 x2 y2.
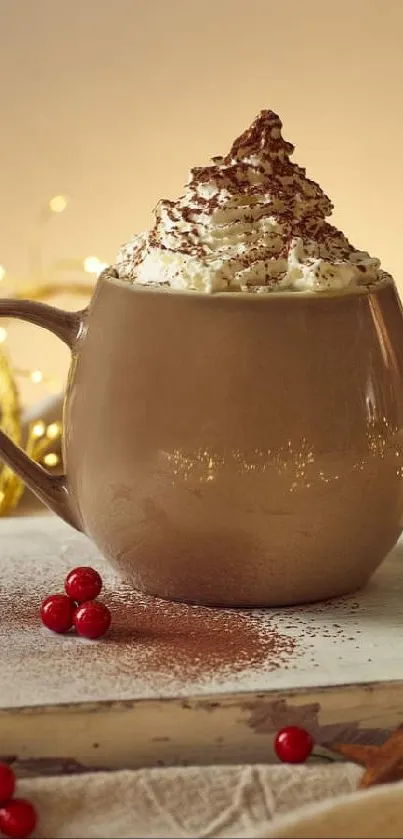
116 110 389 293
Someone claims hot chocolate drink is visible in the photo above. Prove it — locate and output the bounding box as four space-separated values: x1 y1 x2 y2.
116 110 389 295
0 110 402 606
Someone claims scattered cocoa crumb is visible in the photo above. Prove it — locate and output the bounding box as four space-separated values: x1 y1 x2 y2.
0 573 297 706
105 585 296 681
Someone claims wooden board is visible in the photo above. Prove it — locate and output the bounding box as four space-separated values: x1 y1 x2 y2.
1 516 403 772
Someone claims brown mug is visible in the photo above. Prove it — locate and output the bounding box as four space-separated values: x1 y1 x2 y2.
1 268 403 606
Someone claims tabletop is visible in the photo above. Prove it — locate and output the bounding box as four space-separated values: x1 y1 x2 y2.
1 515 402 771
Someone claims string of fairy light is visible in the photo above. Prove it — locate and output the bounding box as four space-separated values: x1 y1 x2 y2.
0 194 106 513
0 193 107 384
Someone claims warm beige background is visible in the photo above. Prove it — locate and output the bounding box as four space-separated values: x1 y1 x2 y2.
0 0 402 402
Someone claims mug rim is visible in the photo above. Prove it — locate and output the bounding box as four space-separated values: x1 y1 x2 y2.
99 266 394 302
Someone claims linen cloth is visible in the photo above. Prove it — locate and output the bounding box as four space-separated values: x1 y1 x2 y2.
17 762 403 839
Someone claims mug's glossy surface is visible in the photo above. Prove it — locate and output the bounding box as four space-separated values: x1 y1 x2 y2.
1 271 403 605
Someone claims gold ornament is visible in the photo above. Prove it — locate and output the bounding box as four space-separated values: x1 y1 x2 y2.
0 195 105 515
0 346 24 515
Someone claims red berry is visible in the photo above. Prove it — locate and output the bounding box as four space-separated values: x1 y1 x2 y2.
40 594 75 633
274 726 314 763
0 799 37 838
0 763 15 803
74 601 111 639
65 566 102 602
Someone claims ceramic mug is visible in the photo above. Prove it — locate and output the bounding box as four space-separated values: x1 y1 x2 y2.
1 268 403 606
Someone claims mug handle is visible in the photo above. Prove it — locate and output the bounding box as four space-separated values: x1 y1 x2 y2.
0 298 86 530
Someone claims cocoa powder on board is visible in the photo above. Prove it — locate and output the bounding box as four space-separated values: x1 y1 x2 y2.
1 571 297 706
106 584 296 679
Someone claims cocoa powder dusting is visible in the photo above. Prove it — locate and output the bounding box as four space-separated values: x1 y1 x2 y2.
0 546 297 708
105 585 296 680
1 518 390 711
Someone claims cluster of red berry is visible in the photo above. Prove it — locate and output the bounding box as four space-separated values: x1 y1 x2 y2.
0 764 37 838
40 566 111 639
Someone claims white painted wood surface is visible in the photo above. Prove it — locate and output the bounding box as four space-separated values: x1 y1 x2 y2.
1 516 403 706
0 515 402 770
